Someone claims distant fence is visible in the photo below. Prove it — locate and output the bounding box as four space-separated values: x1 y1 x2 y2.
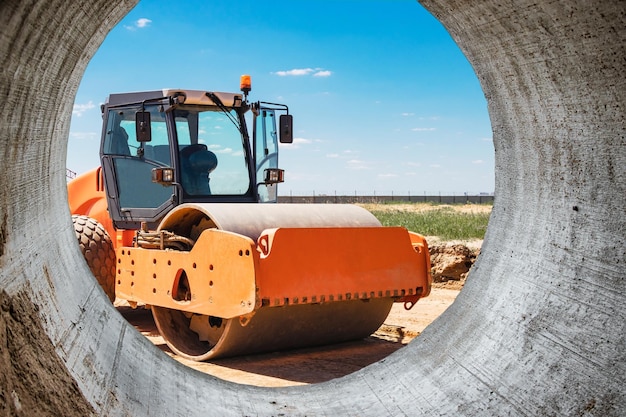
277 194 494 204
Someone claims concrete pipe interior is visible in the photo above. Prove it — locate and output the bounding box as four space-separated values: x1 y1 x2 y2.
0 0 624 415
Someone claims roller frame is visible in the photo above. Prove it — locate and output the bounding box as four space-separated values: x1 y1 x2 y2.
116 225 431 318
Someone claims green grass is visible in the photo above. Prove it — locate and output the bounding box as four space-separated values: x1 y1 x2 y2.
368 206 491 241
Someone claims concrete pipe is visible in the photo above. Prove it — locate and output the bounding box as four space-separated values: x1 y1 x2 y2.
0 0 624 415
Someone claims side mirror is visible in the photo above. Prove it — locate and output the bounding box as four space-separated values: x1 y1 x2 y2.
136 111 152 142
279 114 293 144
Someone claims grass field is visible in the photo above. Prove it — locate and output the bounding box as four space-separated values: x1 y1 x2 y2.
358 202 492 241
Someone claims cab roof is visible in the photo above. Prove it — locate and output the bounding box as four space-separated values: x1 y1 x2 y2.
105 89 243 108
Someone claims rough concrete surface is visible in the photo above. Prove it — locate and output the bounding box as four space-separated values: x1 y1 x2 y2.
0 0 624 416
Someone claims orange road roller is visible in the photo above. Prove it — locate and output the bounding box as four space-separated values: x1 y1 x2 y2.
68 77 431 360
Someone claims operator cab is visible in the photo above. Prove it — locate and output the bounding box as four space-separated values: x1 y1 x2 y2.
100 78 292 230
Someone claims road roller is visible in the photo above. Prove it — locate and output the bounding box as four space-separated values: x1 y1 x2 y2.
67 76 431 360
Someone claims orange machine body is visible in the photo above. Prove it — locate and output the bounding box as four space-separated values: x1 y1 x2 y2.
115 227 431 318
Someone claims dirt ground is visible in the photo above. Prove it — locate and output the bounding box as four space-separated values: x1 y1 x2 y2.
356 202 493 215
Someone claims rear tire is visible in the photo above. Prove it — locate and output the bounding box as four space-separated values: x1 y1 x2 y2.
72 215 116 302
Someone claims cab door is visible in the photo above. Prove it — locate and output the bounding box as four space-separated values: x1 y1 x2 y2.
254 108 280 203
100 105 177 230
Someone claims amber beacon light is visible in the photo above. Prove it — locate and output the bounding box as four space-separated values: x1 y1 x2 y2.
240 74 252 96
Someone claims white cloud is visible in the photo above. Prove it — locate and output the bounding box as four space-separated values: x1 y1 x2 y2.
378 173 398 178
207 144 233 154
472 159 484 164
411 127 437 132
281 137 314 149
347 159 371 170
293 138 312 145
214 147 233 154
429 164 441 168
275 68 315 76
401 112 414 117
274 68 332 77
326 153 339 158
136 18 152 28
72 101 95 117
69 131 98 141
125 18 152 31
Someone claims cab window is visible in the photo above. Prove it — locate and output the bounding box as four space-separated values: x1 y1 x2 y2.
174 107 251 196
102 105 173 210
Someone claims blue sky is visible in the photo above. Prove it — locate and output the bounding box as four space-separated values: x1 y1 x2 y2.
67 0 494 196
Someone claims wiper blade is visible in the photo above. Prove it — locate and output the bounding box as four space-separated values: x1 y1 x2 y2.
205 92 242 132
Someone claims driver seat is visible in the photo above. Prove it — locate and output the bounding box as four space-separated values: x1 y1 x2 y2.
180 144 218 195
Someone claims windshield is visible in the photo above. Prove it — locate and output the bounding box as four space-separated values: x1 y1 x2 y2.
174 107 251 196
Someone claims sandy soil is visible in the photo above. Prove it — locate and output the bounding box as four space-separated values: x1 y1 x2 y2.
118 285 460 387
